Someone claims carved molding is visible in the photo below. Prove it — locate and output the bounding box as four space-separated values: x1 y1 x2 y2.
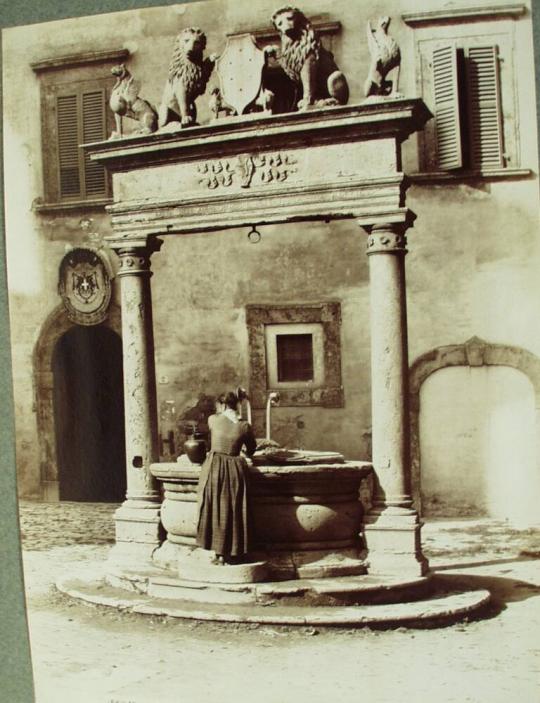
33 198 112 214
409 337 540 513
232 19 342 43
86 101 432 172
31 48 130 73
246 302 344 409
408 168 533 185
402 4 526 26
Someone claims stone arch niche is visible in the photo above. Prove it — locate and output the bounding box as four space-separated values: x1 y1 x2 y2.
33 303 122 501
410 336 540 520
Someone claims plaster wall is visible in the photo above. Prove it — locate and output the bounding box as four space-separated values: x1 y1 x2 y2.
2 0 538 503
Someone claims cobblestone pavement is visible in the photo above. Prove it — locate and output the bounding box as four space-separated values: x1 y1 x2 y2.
18 500 540 559
16 501 540 703
19 501 118 550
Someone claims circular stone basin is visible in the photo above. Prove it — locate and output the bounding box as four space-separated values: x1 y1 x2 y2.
150 456 373 581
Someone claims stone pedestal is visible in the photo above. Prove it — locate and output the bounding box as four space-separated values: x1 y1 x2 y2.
108 240 163 566
362 224 428 576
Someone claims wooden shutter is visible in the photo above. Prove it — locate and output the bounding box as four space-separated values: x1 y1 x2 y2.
432 44 463 170
56 88 107 200
466 45 504 169
57 94 81 198
81 90 107 196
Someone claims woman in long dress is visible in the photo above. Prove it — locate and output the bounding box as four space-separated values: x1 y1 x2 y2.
196 390 257 564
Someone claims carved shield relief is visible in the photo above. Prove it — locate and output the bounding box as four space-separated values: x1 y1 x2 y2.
216 34 265 115
58 248 112 325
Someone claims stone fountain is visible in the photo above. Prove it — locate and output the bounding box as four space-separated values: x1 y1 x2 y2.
56 15 493 626
150 450 371 585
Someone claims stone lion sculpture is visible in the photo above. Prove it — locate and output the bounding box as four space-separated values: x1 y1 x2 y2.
269 6 349 111
109 64 158 138
158 27 216 128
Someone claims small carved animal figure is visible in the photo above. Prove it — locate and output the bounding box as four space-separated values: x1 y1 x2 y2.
109 64 158 138
159 27 216 128
270 5 349 111
208 87 235 119
364 16 402 98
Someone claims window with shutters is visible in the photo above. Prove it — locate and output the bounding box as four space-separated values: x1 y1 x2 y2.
412 23 521 177
56 87 109 200
32 50 127 208
430 42 505 171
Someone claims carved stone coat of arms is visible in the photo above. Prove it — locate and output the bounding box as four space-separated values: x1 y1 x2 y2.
58 248 112 325
216 34 266 115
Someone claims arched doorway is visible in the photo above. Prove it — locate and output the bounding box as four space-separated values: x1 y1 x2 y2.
52 324 126 502
419 365 537 522
410 337 540 526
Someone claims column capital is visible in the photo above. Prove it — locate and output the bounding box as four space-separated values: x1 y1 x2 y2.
114 237 163 277
364 223 408 255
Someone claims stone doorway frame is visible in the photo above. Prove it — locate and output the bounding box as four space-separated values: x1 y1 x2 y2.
32 303 122 501
409 336 540 513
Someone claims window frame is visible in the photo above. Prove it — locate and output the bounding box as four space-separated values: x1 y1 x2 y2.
407 11 524 179
265 323 324 388
246 302 344 409
32 49 128 209
54 81 110 201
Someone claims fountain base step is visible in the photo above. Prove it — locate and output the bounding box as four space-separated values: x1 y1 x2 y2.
146 571 432 606
56 569 491 628
179 554 269 584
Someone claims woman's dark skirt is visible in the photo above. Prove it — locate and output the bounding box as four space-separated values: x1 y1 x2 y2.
196 451 251 557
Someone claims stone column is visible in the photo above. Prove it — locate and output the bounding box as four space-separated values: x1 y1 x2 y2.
362 223 428 577
108 238 163 567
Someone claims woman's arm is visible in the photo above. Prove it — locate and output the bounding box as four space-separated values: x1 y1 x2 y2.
243 423 257 457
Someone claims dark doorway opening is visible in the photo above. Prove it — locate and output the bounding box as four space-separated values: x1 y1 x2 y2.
52 324 126 502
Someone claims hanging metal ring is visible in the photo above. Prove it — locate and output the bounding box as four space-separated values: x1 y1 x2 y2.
248 224 261 243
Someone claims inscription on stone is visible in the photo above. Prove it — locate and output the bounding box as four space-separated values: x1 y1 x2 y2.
197 152 297 189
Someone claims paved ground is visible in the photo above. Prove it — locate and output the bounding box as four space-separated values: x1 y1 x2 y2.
18 501 540 703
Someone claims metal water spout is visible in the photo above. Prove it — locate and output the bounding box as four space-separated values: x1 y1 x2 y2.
237 386 252 424
266 392 280 441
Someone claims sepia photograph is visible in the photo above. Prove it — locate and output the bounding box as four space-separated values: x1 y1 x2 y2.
1 0 539 701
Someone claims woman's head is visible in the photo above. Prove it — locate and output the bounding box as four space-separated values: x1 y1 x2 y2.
215 393 226 414
223 391 239 410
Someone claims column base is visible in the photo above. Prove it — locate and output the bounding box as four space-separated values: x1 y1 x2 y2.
41 480 59 502
363 506 429 577
108 500 163 568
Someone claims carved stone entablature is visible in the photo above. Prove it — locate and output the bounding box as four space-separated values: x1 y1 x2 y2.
366 224 408 254
85 100 432 239
197 152 297 189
